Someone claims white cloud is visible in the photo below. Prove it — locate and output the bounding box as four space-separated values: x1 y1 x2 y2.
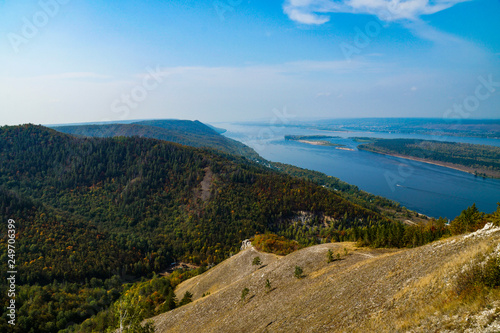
283 0 470 24
285 7 330 24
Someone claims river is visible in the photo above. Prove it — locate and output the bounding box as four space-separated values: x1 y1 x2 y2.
218 122 500 219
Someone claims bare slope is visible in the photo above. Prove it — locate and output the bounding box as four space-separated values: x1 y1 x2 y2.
175 246 280 301
152 225 500 332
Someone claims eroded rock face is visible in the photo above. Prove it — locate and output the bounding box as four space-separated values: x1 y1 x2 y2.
241 239 252 250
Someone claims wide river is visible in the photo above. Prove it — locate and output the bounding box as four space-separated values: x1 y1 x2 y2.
218 122 500 219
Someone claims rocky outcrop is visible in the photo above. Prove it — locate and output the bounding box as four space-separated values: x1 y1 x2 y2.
240 239 252 250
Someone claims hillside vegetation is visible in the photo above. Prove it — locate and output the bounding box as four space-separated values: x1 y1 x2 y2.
0 124 387 332
53 119 260 160
151 222 500 332
1 124 495 332
272 162 430 224
55 119 428 223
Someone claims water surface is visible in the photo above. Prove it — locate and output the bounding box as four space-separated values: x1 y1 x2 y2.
219 123 500 219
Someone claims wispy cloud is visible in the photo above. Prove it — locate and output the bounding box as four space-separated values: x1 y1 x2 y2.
29 72 111 81
283 0 470 24
153 59 369 79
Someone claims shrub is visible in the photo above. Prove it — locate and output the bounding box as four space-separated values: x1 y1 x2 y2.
294 266 303 279
327 249 334 263
241 288 249 302
454 253 500 298
265 279 271 293
252 256 262 266
483 256 500 288
252 234 300 256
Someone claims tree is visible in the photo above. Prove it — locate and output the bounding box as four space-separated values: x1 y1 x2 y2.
491 203 500 227
252 256 262 266
294 266 303 279
241 288 249 302
450 204 484 235
265 279 271 293
179 291 193 306
327 249 334 263
112 294 156 333
158 289 177 313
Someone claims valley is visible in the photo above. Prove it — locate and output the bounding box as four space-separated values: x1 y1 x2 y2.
0 121 498 332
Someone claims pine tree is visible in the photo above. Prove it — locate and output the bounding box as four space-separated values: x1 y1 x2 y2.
179 291 193 306
294 266 303 279
327 249 334 263
252 256 262 266
241 288 249 302
265 279 271 293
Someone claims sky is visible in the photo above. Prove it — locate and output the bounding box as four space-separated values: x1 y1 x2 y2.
0 0 499 125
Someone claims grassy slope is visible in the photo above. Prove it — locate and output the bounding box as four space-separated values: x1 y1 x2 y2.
151 226 500 332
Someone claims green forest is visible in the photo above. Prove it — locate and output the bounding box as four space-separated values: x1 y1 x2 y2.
357 138 500 178
54 120 260 161
0 124 385 332
1 124 498 332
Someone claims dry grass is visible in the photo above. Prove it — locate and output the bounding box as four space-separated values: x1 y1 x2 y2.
150 225 500 333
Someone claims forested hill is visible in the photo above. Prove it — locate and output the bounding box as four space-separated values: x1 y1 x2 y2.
52 119 260 160
0 124 385 282
0 187 136 284
53 120 422 223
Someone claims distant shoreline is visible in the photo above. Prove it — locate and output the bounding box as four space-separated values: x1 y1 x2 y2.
294 139 343 147
361 150 500 179
335 147 355 151
297 140 330 146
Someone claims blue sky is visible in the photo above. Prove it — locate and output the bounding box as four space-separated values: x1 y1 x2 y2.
0 0 499 125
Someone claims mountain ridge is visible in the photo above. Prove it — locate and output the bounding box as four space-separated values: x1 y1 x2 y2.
52 119 260 160
0 124 385 280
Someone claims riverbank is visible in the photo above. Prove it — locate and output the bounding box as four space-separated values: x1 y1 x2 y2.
297 140 343 147
359 148 500 179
